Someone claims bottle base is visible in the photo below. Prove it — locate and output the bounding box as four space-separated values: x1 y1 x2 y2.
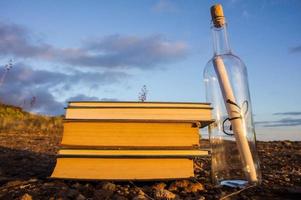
220 179 248 188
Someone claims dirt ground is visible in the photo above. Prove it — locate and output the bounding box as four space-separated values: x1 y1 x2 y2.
0 128 300 200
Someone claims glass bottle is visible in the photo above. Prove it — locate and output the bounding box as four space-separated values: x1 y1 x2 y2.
203 4 261 187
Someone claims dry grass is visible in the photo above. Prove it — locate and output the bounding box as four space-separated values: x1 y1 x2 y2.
0 102 63 134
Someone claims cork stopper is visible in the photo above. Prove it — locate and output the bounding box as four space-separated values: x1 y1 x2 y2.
210 4 225 28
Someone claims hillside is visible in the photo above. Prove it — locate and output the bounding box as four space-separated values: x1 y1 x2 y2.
0 103 300 199
0 102 62 134
0 103 63 153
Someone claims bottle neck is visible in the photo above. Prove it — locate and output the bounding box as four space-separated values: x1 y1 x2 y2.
212 23 232 55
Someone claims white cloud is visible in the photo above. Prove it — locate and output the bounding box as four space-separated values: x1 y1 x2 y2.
0 63 128 115
0 22 188 69
152 0 178 13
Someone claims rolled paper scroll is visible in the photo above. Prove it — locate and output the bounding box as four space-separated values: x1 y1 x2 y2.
213 55 258 182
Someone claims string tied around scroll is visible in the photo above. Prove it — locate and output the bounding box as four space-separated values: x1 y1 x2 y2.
222 99 249 136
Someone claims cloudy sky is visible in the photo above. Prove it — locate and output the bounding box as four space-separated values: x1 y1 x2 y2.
0 0 300 140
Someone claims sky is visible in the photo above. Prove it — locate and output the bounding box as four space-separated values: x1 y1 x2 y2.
0 0 300 140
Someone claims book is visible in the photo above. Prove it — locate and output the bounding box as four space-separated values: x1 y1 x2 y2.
61 121 201 148
58 149 208 157
68 101 211 108
51 101 213 180
66 106 212 121
51 158 195 180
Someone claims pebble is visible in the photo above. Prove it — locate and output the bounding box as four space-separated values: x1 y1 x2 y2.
137 189 146 196
93 189 113 199
5 180 23 187
76 193 86 200
168 180 205 193
72 182 82 189
20 193 32 200
282 141 292 148
111 194 128 200
168 183 178 192
101 182 116 191
153 182 167 190
43 182 56 188
173 180 190 188
154 189 176 200
28 178 38 183
132 194 148 200
67 189 79 198
185 182 205 193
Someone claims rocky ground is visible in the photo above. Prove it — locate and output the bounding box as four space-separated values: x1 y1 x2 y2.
0 128 300 200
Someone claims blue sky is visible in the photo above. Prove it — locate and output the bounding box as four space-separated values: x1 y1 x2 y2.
0 0 300 140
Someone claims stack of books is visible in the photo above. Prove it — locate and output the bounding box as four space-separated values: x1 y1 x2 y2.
51 101 213 180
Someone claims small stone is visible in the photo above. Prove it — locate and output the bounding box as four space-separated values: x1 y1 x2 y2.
132 194 148 200
142 186 152 194
20 193 32 200
186 182 205 193
28 178 38 183
72 182 82 189
137 189 146 196
43 182 55 187
20 184 33 189
283 141 292 148
76 194 86 200
174 180 190 188
168 183 178 192
154 189 176 200
93 189 113 200
111 194 128 200
153 182 167 190
67 189 79 198
6 180 23 187
101 182 116 191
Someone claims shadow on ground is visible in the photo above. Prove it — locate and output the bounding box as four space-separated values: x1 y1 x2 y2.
0 146 56 183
